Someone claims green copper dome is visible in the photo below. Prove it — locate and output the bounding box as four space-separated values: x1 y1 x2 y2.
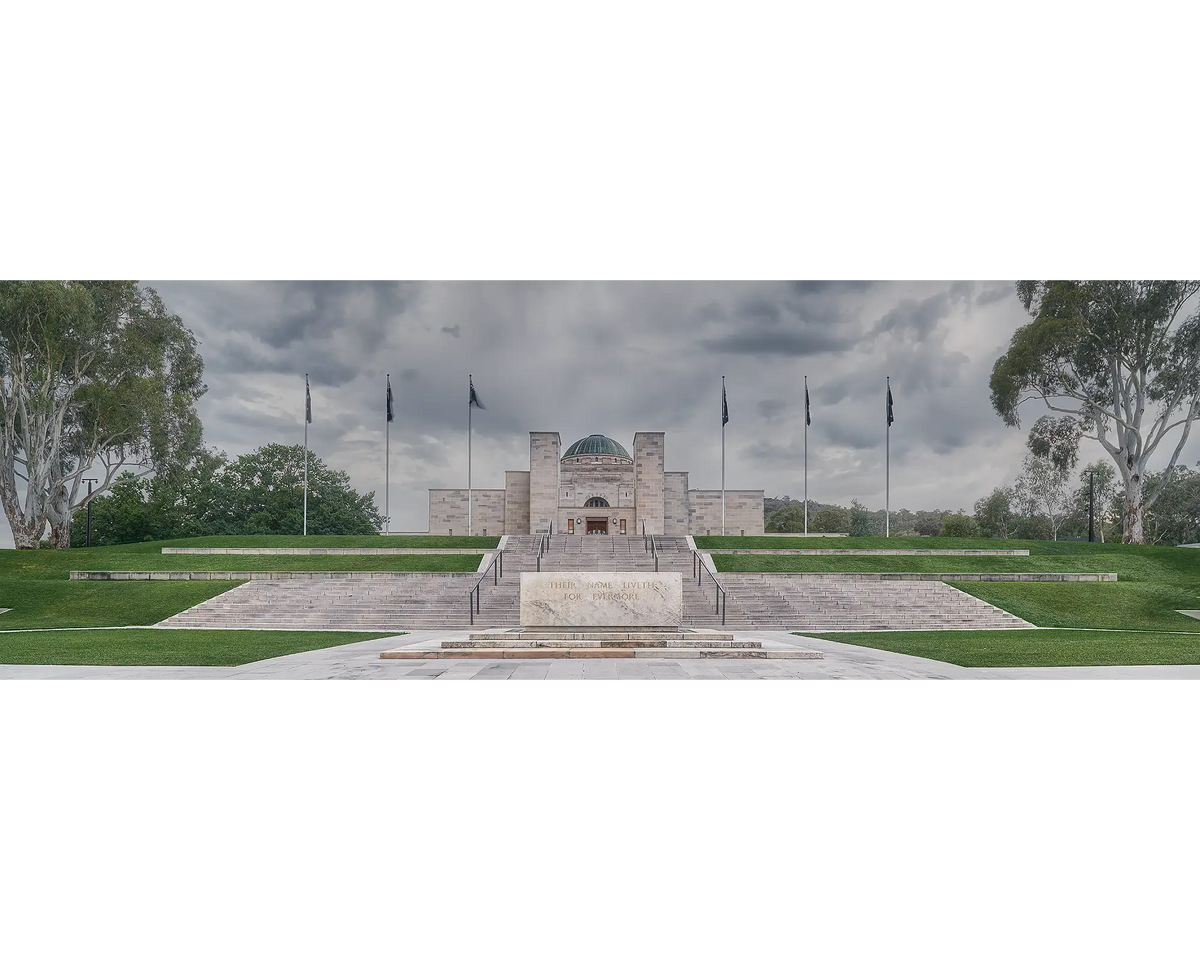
562 434 632 461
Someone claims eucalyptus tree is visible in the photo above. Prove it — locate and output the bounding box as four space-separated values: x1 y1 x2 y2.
1014 453 1074 541
0 281 206 548
990 281 1200 543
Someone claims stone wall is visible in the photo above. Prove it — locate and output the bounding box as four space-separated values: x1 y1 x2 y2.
504 471 530 534
663 471 690 537
528 432 561 534
688 489 765 535
559 462 635 513
557 506 637 536
429 489 507 535
633 432 665 535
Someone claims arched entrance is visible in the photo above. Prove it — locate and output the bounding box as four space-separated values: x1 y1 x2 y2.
583 497 610 533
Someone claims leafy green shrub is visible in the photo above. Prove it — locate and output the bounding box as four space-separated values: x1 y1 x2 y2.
941 513 979 538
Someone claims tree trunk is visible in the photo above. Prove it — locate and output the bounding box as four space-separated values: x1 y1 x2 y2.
52 518 71 549
1123 471 1145 544
9 516 45 549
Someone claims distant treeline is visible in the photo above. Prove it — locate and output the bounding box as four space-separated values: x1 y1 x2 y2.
767 459 1200 545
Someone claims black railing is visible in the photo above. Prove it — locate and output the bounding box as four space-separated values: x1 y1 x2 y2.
469 549 504 625
650 534 659 572
693 550 726 625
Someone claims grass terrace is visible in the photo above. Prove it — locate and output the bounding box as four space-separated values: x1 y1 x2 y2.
0 628 397 667
804 628 1200 668
0 535 489 652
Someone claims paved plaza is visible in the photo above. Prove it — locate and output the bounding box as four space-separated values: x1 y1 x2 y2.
3 629 1200 679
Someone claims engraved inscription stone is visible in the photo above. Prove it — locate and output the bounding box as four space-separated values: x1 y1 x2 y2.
520 572 683 629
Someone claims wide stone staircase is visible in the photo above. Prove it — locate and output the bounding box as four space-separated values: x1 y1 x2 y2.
157 573 518 631
158 534 1032 632
711 573 1032 631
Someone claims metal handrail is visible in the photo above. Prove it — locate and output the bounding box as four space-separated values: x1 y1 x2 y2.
650 534 659 572
469 549 504 625
693 549 726 625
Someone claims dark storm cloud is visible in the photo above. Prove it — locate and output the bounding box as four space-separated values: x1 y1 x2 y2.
702 328 858 356
740 298 782 323
790 281 875 295
873 291 955 340
976 284 1014 307
257 281 413 351
441 325 461 337
757 399 787 421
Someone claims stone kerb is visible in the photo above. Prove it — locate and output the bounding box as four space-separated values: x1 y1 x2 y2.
160 547 485 555
520 572 683 629
71 570 479 581
704 549 1031 556
730 572 1116 582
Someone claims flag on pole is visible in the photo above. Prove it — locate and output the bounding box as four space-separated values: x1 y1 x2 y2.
887 383 894 426
805 382 811 426
722 382 729 425
386 376 394 422
469 376 485 409
305 375 312 423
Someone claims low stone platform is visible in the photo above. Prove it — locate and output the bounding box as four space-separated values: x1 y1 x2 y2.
380 646 822 660
381 628 823 660
457 628 737 646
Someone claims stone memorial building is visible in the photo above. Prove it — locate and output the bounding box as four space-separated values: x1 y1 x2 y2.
428 432 764 536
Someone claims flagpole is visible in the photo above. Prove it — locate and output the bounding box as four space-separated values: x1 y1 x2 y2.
303 373 309 537
721 376 726 536
468 373 472 537
385 374 390 535
885 375 890 539
804 375 808 536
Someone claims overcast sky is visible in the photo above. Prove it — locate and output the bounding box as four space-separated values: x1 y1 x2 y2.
10 280 1198 547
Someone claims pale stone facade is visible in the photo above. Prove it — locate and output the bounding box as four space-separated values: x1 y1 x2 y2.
427 432 765 536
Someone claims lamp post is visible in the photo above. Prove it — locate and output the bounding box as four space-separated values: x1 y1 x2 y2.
1087 469 1095 543
83 477 98 547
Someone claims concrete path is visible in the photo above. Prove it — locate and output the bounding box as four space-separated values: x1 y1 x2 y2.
3 630 1200 679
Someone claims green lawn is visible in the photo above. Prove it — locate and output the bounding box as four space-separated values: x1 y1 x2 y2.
0 534 486 635
0 628 398 666
805 628 1200 668
147 534 499 550
63 554 483 573
0 579 240 629
695 534 1168 553
954 582 1200 633
713 554 1128 574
